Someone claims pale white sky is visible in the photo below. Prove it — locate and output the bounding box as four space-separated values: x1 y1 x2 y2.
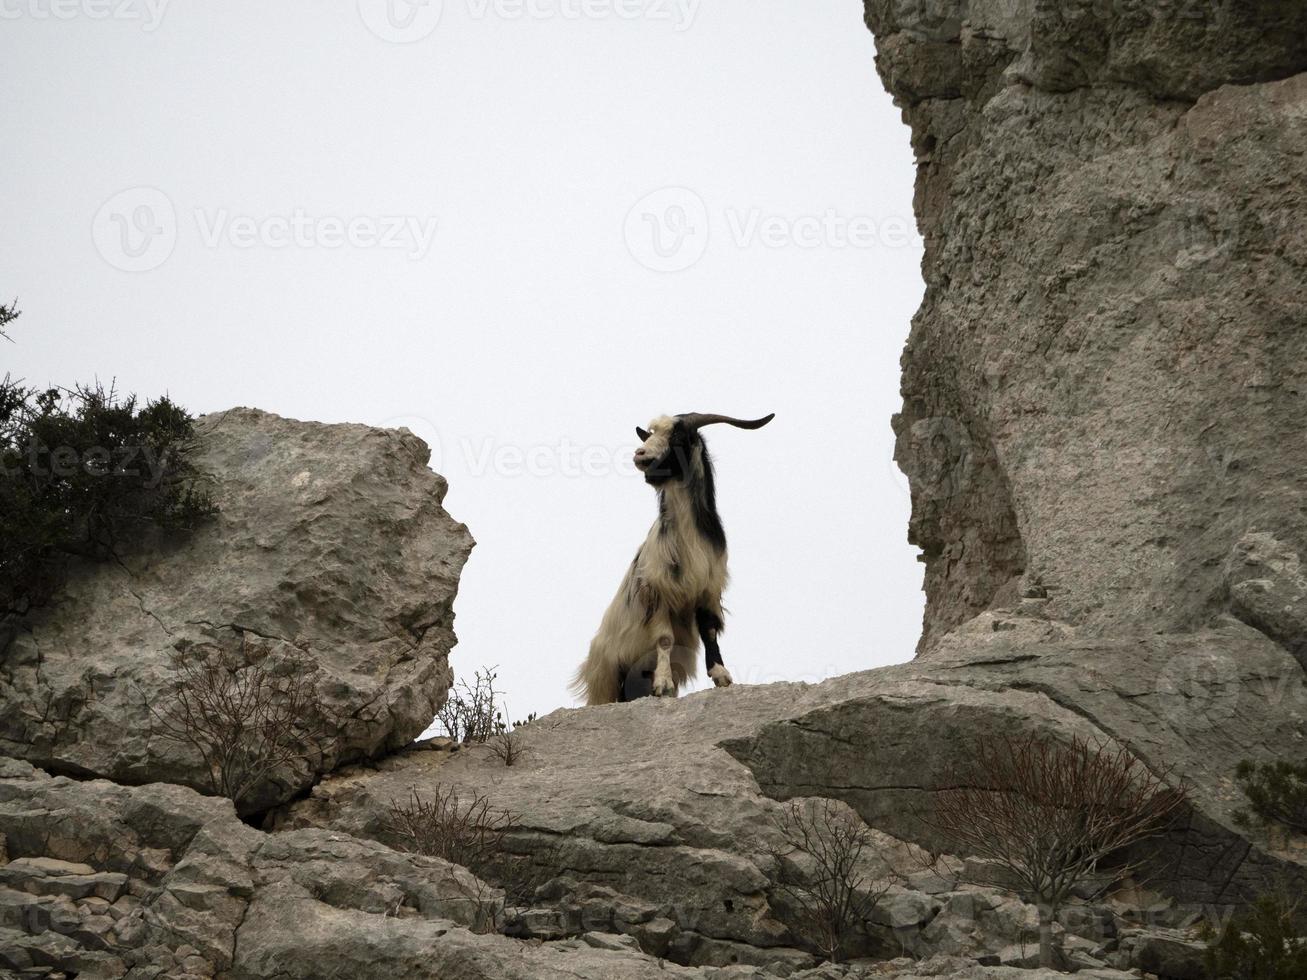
0 0 925 723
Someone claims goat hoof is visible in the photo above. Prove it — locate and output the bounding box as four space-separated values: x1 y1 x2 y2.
651 672 675 697
709 665 733 688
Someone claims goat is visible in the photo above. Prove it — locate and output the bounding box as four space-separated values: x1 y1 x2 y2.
572 412 774 706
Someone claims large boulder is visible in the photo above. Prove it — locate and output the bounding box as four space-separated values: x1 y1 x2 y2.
0 408 473 812
866 0 1307 650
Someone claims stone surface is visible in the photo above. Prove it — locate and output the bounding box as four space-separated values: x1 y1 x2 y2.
1133 929 1207 980
1224 531 1307 670
268 613 1307 966
0 759 705 979
866 0 1307 652
0 408 473 812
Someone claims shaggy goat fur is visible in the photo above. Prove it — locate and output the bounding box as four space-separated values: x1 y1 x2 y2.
572 412 771 705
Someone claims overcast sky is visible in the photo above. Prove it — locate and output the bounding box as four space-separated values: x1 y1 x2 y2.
0 0 925 724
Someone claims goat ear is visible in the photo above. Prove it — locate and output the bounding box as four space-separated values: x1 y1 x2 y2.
636 427 651 442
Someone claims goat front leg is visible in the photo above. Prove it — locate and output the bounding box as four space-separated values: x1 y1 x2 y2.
650 626 677 697
696 607 732 688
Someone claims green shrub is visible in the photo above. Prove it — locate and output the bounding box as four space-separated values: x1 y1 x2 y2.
1235 760 1307 834
1 323 215 615
0 299 18 338
1204 893 1307 980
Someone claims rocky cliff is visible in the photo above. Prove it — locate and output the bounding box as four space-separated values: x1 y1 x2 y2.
3 2 1307 978
877 0 1307 651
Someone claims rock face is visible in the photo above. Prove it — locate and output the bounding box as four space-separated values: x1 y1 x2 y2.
873 0 1307 650
0 408 473 812
0 758 1145 979
267 613 1307 971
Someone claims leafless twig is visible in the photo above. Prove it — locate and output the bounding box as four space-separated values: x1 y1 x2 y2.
928 733 1188 969
435 666 503 744
144 638 329 811
489 705 531 767
770 798 901 963
385 785 520 931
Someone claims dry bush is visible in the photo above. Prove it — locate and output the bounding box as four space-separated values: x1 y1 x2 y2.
385 785 523 931
145 638 328 811
489 706 533 767
930 733 1188 969
435 666 503 744
386 785 518 866
770 798 901 963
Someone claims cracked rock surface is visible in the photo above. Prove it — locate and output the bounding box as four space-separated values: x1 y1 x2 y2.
268 613 1307 968
0 408 474 812
0 757 1147 978
868 0 1307 650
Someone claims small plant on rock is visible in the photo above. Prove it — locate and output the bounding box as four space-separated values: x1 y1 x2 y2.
1203 890 1307 979
769 797 901 963
434 666 504 744
489 707 531 767
1234 760 1307 837
385 785 522 931
144 638 329 812
386 785 518 867
928 733 1188 970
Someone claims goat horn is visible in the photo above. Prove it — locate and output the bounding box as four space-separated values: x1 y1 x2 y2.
679 413 775 431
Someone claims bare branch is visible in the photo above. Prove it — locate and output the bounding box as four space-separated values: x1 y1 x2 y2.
928 733 1189 969
143 637 331 812
770 798 901 963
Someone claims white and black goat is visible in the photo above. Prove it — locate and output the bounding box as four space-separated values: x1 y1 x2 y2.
572 412 774 706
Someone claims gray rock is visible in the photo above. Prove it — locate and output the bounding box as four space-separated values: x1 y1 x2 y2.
7 858 96 877
863 0 1307 653
1225 531 1307 670
0 408 473 812
1135 930 1207 980
0 758 774 980
267 615 1306 969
